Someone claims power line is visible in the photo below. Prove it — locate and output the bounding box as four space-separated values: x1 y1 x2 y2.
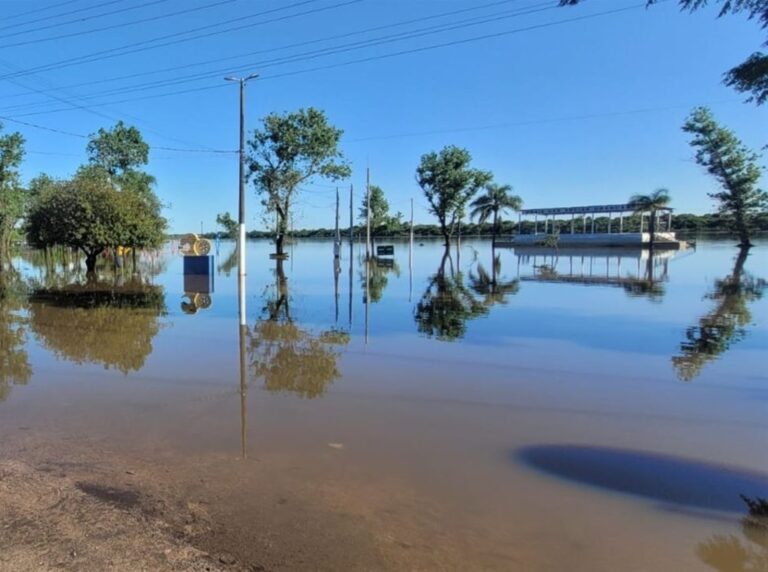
0 0 342 81
0 114 237 154
345 99 743 142
0 0 523 99
1 0 175 41
7 2 645 116
1 1 555 111
0 0 237 49
2 0 83 22
0 0 125 32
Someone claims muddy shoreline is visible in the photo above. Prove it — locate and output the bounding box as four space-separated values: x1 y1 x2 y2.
0 428 477 571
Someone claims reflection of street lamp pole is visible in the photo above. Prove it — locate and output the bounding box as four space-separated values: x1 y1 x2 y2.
224 73 258 281
237 259 248 459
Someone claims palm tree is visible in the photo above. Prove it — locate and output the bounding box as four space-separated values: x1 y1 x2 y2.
628 188 671 250
469 183 523 247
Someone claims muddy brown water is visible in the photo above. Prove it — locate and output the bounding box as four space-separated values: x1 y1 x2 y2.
1 239 767 571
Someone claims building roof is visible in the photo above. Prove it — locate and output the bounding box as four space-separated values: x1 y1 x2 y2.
521 204 673 216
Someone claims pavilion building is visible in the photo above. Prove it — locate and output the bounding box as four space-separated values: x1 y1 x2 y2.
510 203 685 249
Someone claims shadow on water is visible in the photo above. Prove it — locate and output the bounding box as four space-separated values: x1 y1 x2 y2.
672 247 767 382
516 445 768 513
28 276 166 375
247 257 349 399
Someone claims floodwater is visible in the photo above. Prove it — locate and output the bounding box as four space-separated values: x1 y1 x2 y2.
1 238 767 570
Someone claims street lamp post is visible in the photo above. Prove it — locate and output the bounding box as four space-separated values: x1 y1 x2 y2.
224 73 258 285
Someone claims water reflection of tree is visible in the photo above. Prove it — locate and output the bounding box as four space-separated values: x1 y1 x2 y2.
28 277 166 375
673 248 766 381
0 269 31 401
697 497 768 571
468 254 520 307
622 254 666 301
414 248 489 341
359 255 400 303
248 259 349 399
217 246 238 277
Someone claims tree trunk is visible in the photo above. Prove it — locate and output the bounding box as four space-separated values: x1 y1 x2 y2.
649 209 656 250
734 210 752 248
491 210 498 248
275 233 285 256
85 252 98 273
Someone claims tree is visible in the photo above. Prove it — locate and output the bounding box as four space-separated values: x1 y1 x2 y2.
683 107 766 247
560 1 768 104
216 212 238 238
416 146 491 246
87 120 149 177
247 108 350 257
25 168 164 273
0 123 25 258
628 188 672 250
359 185 403 239
469 182 522 246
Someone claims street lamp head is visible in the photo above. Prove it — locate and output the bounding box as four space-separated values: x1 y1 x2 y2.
224 73 258 83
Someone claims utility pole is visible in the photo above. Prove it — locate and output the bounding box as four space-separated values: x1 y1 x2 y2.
410 198 414 248
334 187 340 259
366 167 371 260
224 72 258 285
349 184 354 244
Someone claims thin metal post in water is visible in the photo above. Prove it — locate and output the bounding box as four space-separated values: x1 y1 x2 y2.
366 167 371 260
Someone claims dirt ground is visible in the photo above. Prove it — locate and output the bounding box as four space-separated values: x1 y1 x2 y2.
0 427 494 572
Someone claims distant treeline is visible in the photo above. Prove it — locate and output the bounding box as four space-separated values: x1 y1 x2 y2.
181 212 768 241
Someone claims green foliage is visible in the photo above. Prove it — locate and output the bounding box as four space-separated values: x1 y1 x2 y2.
470 182 522 244
0 123 26 257
683 107 766 246
26 123 164 272
26 167 166 271
628 188 672 248
247 108 350 255
416 145 492 245
87 120 149 176
359 184 402 235
725 52 768 105
216 212 238 238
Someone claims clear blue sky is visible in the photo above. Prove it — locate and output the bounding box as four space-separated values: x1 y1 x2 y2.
1 0 766 233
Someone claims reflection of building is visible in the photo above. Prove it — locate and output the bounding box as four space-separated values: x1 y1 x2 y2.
514 247 684 288
510 203 686 249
